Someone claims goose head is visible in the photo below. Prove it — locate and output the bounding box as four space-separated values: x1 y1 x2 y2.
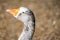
6 7 32 23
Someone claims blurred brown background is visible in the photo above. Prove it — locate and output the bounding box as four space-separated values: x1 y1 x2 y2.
0 0 60 40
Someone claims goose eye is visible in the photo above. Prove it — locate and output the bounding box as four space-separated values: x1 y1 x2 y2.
22 12 24 13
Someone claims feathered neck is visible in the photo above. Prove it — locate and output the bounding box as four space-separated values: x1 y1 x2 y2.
18 14 35 40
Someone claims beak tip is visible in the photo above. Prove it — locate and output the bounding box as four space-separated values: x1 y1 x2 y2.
6 9 10 12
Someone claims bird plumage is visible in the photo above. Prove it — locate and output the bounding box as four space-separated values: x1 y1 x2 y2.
6 7 35 40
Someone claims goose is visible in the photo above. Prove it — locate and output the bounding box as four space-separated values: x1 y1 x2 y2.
6 7 35 40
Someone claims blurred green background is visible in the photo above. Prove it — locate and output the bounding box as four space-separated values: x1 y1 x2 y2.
0 0 60 40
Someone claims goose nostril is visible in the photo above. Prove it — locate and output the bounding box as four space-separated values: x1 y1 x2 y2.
19 13 22 16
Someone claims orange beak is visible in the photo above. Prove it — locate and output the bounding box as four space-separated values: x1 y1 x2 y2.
6 8 20 16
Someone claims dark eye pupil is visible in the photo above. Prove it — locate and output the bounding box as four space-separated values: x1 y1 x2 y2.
22 12 24 13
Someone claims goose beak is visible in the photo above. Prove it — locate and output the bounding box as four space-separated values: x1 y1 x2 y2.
6 8 20 16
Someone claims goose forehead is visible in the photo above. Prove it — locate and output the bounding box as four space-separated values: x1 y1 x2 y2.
19 7 29 12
